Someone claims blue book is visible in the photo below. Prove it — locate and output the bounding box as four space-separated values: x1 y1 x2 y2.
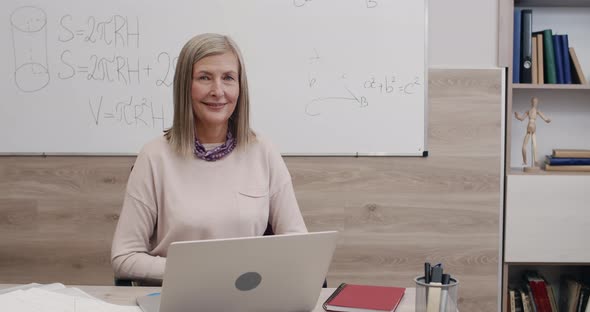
546 156 590 166
513 9 521 83
553 35 564 84
560 35 572 84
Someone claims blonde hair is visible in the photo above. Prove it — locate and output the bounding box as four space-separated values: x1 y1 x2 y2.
165 33 255 157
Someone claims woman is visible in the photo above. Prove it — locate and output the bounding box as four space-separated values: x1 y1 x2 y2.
111 33 308 283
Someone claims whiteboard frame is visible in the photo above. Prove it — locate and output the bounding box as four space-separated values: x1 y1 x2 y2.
2 0 429 157
423 0 430 157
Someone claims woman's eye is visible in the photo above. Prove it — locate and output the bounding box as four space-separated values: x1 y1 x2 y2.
224 76 235 81
198 76 210 80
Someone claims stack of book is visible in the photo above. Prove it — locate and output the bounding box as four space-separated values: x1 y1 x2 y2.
545 149 590 172
0 283 140 311
513 9 587 85
508 272 558 312
560 277 590 312
508 272 590 312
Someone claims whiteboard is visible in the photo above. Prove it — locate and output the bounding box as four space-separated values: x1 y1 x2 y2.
0 0 428 155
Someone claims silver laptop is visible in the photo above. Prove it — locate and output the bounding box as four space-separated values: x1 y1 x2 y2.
137 231 338 312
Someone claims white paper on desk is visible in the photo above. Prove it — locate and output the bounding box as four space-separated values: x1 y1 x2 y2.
0 290 38 312
0 283 41 295
37 283 66 291
0 282 65 296
0 288 141 312
0 283 95 300
51 287 99 300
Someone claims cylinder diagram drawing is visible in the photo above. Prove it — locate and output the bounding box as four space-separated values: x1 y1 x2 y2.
10 6 50 92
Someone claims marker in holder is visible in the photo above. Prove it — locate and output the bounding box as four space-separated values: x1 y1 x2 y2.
414 275 459 312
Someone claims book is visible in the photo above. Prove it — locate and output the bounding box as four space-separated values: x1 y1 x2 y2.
510 287 526 312
542 29 557 84
579 286 590 312
323 283 405 312
520 10 533 83
525 272 551 312
519 289 533 312
560 278 582 312
561 35 572 84
546 284 558 312
553 35 564 84
552 149 590 158
510 289 517 312
545 164 590 172
526 283 539 312
570 48 588 85
546 156 590 166
536 33 544 84
513 8 522 83
532 36 538 84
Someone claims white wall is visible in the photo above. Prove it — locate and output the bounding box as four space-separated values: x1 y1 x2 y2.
429 0 498 68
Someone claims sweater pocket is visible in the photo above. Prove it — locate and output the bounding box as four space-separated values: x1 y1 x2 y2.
237 188 269 229
238 188 268 198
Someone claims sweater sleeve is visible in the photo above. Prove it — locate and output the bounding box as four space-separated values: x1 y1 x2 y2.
269 180 308 234
111 150 166 281
266 141 308 234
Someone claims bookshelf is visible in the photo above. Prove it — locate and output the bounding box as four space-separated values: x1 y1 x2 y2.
515 0 590 7
509 168 590 175
512 83 590 89
500 0 590 311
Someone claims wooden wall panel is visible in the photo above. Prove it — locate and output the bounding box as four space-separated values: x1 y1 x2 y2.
0 69 503 311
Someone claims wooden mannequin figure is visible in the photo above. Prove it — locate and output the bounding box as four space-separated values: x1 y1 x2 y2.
514 96 551 172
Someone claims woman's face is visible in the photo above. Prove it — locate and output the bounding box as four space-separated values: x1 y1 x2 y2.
191 52 240 131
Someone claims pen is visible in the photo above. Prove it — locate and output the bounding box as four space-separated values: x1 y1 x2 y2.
424 262 431 302
439 274 450 312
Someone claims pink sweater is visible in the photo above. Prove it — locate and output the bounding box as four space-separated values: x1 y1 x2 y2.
111 135 307 281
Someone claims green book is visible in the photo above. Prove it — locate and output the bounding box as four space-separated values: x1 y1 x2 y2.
542 29 557 84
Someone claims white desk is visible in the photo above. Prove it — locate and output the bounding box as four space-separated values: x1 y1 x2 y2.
0 284 418 311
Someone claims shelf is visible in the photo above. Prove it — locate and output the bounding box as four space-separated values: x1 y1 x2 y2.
509 168 590 175
515 0 590 7
512 83 590 90
506 262 590 266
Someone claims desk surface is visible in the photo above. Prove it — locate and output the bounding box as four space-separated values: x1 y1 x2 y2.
0 284 417 311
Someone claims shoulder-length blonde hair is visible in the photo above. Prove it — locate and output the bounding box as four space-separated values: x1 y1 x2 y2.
165 33 255 157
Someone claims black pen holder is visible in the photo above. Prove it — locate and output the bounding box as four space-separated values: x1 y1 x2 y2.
414 276 459 312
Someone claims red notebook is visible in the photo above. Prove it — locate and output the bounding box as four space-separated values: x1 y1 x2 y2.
323 283 406 312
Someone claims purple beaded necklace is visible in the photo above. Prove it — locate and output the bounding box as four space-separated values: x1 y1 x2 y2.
194 130 237 161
